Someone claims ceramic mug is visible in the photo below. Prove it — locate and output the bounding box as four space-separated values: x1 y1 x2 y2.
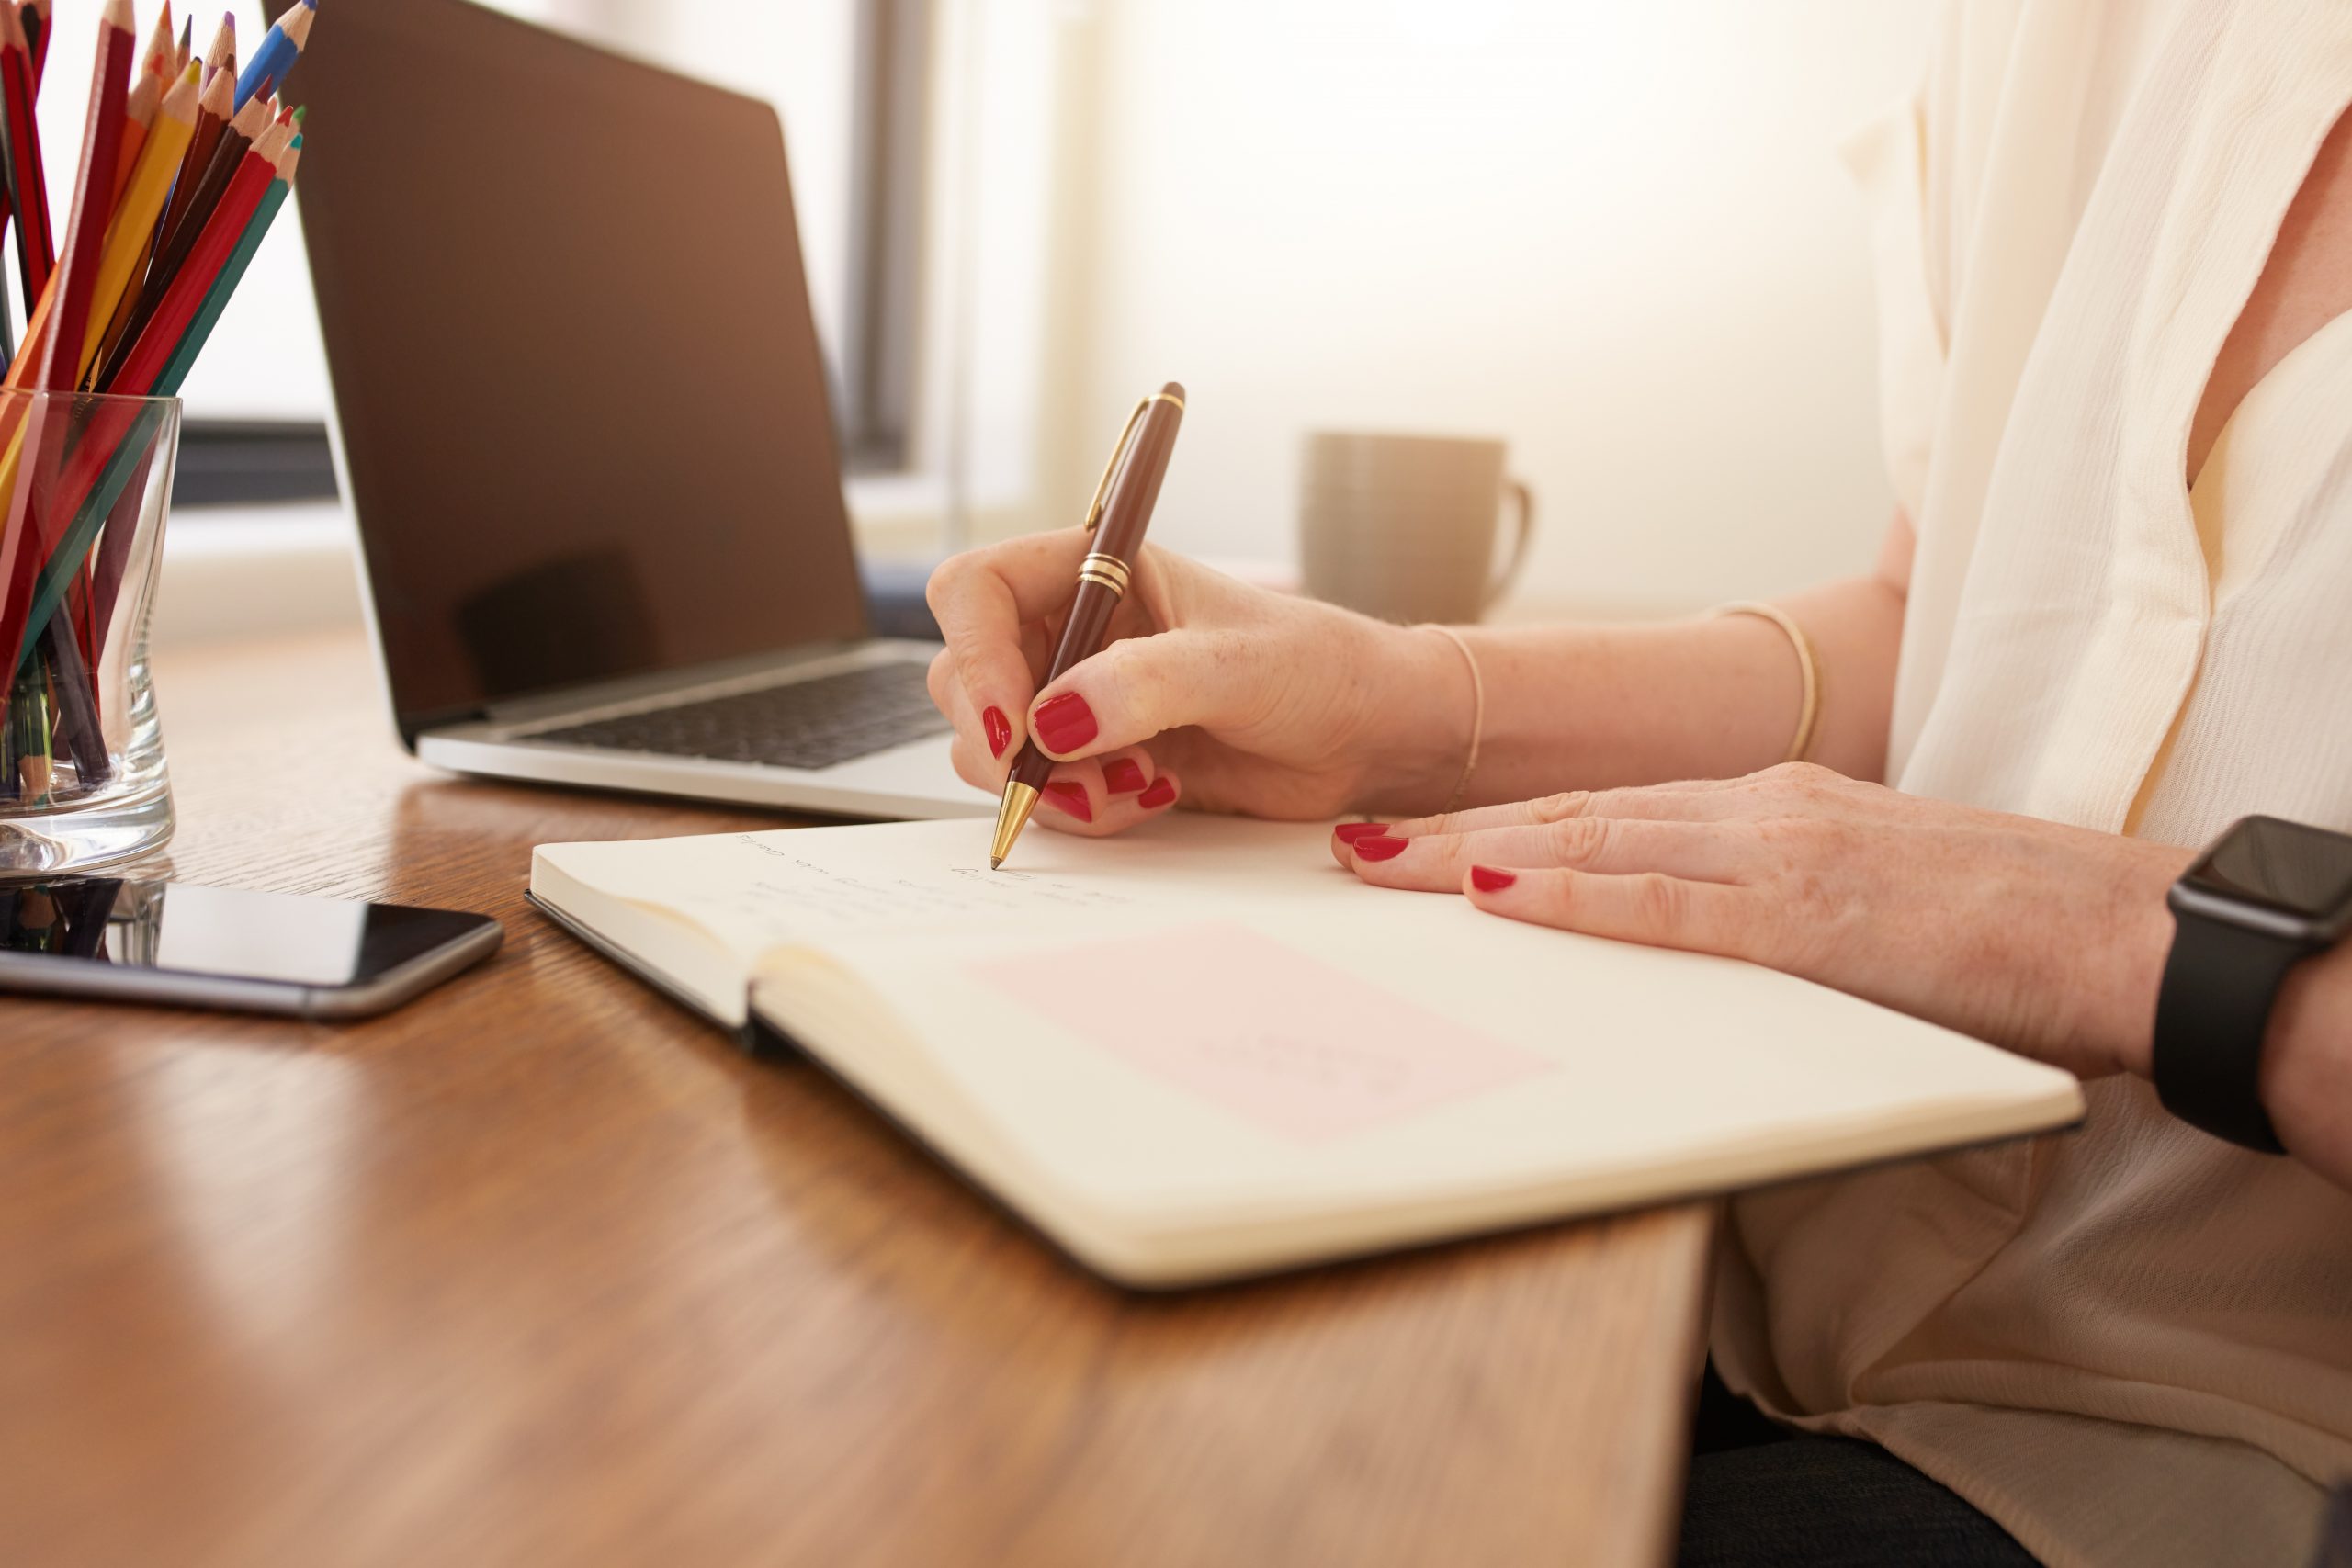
1298 431 1534 624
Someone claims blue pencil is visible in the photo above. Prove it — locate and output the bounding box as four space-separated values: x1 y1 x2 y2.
232 0 311 110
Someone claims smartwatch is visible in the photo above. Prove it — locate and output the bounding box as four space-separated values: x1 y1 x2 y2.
2154 815 2352 1154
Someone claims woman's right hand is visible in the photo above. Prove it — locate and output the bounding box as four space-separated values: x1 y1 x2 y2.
925 530 1468 835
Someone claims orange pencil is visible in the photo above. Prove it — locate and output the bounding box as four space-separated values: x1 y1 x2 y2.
114 3 177 199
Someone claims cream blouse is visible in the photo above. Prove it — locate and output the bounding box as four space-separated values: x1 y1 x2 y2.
1710 4 2352 1566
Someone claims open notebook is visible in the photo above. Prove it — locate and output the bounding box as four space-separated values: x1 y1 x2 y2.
531 816 2083 1287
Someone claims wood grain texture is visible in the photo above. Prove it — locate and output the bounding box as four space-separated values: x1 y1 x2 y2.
0 631 1714 1568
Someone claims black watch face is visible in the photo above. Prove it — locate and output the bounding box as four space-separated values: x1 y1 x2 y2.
2185 816 2352 921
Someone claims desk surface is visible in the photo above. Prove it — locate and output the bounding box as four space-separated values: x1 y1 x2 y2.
0 631 1713 1568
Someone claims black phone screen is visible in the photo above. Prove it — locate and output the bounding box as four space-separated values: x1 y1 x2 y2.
0 881 496 987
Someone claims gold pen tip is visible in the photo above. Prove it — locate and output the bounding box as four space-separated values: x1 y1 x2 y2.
990 781 1041 868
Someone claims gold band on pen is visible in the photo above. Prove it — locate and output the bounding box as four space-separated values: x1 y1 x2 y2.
1077 552 1132 597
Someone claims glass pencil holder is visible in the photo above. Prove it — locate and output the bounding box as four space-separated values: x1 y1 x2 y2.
0 389 181 878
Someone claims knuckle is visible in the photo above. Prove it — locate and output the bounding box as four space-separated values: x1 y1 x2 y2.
923 555 970 615
1098 638 1170 728
1532 790 1590 823
1762 761 1839 799
1634 873 1691 930
1543 815 1612 863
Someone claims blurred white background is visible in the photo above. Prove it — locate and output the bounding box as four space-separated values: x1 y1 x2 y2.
29 0 1939 632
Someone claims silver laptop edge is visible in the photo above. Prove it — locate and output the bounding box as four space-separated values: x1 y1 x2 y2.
306 3 978 825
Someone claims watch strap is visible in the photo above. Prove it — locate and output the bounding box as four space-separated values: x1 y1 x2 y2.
2153 908 2296 1154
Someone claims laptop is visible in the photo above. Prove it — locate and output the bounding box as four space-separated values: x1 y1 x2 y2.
293 0 982 821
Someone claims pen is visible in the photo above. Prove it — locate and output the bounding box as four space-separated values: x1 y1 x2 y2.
990 380 1186 869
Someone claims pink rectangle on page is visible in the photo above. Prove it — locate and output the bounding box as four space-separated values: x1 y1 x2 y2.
972 922 1554 1144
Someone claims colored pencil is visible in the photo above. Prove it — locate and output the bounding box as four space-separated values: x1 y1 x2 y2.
234 0 310 112
35 617 105 785
114 5 177 201
115 124 281 396
86 64 200 383
95 82 261 389
0 3 51 309
5 63 199 395
94 47 222 370
175 14 193 76
91 132 297 649
153 62 231 271
21 0 48 89
157 131 293 393
0 0 134 689
35 0 136 393
199 8 233 91
8 138 279 665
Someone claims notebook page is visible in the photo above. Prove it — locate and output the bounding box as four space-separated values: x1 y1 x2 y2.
534 813 1324 969
776 852 2085 1229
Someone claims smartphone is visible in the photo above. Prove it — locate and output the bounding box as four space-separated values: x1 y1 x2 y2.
0 879 503 1019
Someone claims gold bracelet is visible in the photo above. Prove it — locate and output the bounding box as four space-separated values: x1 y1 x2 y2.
1419 625 1485 814
1711 602 1820 764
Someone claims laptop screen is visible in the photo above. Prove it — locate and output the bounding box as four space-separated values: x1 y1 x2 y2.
296 0 869 733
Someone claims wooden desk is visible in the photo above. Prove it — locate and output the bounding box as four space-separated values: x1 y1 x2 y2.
0 631 1713 1568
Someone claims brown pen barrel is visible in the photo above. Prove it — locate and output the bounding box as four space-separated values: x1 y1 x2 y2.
1006 383 1185 794
1005 578 1121 793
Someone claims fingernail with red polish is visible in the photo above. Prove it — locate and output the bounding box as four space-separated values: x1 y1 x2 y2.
1032 692 1099 755
983 706 1012 759
1470 865 1517 893
1138 777 1177 809
1042 781 1092 822
1351 834 1408 862
1333 822 1391 843
1103 757 1148 795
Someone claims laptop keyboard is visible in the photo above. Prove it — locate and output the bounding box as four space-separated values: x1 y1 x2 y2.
529 662 951 773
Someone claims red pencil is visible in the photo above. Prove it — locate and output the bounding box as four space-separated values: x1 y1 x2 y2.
111 130 282 396
0 3 51 308
21 0 49 89
37 0 136 393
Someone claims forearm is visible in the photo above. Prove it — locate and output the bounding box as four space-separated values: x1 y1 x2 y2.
2261 946 2352 1188
1372 570 1905 810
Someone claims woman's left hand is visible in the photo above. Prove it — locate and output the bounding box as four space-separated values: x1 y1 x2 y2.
1335 764 2196 1080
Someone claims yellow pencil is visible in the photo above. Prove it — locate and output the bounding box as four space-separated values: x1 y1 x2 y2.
84 62 204 382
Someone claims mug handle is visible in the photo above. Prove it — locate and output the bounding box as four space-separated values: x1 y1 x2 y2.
1483 479 1535 613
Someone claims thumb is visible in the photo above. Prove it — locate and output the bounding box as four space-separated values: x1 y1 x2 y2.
1028 628 1255 761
